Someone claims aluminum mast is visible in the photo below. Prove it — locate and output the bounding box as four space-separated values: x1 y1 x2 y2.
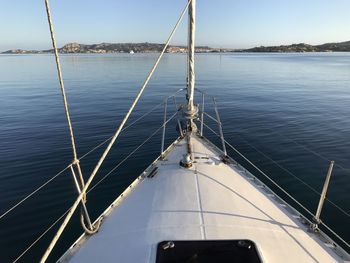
187 0 196 111
186 0 197 128
179 0 198 168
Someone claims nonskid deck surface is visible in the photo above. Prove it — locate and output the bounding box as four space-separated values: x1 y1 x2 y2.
61 134 344 263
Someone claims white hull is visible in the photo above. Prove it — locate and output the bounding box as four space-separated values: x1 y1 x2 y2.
59 133 347 262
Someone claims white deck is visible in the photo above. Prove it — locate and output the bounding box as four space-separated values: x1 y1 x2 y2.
60 134 347 262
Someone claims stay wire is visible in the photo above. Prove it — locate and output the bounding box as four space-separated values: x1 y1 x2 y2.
231 131 350 218
0 165 70 220
11 112 177 263
40 1 192 260
200 110 350 218
201 120 350 248
218 102 350 175
88 111 177 193
0 95 169 221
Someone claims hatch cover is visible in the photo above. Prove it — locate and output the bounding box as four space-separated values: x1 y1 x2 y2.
156 240 262 263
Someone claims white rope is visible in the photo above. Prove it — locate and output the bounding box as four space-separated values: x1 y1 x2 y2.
2 0 84 229
0 165 70 220
12 118 349 263
44 0 88 206
40 1 192 261
45 0 79 163
12 111 178 262
0 105 160 221
0 90 184 222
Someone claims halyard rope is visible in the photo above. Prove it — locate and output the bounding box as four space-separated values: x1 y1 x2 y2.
46 0 97 234
44 0 79 165
12 112 177 263
40 0 192 261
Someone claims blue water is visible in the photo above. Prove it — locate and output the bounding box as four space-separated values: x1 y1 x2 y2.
0 53 349 262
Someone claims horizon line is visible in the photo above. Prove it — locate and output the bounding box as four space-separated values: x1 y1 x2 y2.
1 39 349 53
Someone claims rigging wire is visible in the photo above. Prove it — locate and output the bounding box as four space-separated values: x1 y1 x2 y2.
231 131 350 218
201 110 350 218
201 120 315 217
322 222 350 250
41 1 192 260
12 207 71 263
260 123 350 175
201 121 350 249
0 165 71 220
11 112 177 263
218 102 350 175
79 89 184 161
0 96 172 221
1 88 185 221
79 101 165 160
88 111 178 193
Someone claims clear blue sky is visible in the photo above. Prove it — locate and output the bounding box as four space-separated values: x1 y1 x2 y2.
0 0 349 51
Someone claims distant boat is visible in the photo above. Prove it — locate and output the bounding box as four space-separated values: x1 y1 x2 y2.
129 50 134 54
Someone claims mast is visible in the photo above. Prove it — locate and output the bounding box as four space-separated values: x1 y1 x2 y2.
179 0 197 168
187 0 196 124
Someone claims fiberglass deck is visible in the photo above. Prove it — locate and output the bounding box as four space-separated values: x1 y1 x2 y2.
60 134 345 263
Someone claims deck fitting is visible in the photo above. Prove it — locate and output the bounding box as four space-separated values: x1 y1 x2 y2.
180 153 193 168
221 155 230 164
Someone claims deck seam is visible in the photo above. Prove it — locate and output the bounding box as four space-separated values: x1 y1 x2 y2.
193 141 206 240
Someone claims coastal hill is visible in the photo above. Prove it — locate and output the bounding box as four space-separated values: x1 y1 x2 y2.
244 41 350 52
1 42 220 54
2 40 350 54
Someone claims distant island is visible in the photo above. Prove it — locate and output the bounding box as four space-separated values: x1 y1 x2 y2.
2 40 350 54
1 43 223 54
241 40 350 53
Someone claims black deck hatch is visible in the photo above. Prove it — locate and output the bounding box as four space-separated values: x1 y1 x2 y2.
156 240 262 263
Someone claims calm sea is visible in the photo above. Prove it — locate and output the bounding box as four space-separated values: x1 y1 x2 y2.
0 53 349 262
